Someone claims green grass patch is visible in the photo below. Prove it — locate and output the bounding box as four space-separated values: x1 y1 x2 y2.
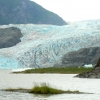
29 83 82 94
29 83 65 94
3 88 30 93
3 83 85 94
14 67 93 74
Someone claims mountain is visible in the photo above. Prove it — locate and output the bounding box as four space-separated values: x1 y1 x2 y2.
0 27 22 48
0 0 67 25
0 20 100 69
61 47 100 67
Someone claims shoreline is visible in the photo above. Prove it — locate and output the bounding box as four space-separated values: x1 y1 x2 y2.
0 69 99 94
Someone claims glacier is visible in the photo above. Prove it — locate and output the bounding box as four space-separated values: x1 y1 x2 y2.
0 20 100 69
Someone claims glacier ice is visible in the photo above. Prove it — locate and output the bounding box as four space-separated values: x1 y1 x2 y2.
0 20 100 69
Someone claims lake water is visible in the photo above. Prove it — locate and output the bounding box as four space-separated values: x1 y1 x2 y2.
0 70 100 100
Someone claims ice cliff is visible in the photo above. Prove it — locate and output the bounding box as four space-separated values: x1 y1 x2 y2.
0 20 100 69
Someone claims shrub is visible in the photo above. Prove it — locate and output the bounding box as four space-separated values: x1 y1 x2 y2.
29 83 63 94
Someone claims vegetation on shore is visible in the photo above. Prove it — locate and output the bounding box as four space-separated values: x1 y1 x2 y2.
4 88 30 93
13 67 93 74
3 83 85 94
29 83 81 94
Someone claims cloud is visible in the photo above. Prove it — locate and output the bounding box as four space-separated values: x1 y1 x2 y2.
32 0 100 21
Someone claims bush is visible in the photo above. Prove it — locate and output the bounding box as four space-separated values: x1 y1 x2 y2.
29 83 63 94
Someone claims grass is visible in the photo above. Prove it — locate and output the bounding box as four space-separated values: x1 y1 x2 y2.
29 83 64 94
3 88 30 93
3 83 85 94
29 83 82 94
13 67 93 74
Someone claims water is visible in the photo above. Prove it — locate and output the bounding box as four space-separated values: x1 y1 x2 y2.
0 70 100 100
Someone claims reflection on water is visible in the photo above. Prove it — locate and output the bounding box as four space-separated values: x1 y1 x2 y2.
0 70 100 100
1 91 100 100
0 91 34 100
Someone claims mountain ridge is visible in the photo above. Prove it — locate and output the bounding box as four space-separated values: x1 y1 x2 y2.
0 0 67 25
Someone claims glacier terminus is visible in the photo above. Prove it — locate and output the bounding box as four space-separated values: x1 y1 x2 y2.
0 20 100 69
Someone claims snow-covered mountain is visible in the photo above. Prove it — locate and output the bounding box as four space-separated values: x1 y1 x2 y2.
0 20 100 69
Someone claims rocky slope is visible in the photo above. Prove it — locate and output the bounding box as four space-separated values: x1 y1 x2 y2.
0 27 22 48
0 20 100 69
75 58 100 78
61 47 100 67
0 0 66 25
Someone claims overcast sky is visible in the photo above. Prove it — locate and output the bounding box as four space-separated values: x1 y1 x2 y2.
31 0 100 22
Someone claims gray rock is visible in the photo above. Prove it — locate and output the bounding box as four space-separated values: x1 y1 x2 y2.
0 27 22 48
61 47 100 67
75 58 100 78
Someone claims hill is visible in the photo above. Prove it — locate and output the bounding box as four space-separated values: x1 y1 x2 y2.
0 27 22 48
61 47 100 67
0 0 67 25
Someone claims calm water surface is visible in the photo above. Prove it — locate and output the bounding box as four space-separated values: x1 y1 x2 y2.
0 70 100 100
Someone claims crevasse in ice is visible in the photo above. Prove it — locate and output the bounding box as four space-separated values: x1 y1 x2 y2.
0 20 100 69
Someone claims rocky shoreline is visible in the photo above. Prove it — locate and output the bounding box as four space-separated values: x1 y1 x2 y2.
75 67 100 78
75 58 100 78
